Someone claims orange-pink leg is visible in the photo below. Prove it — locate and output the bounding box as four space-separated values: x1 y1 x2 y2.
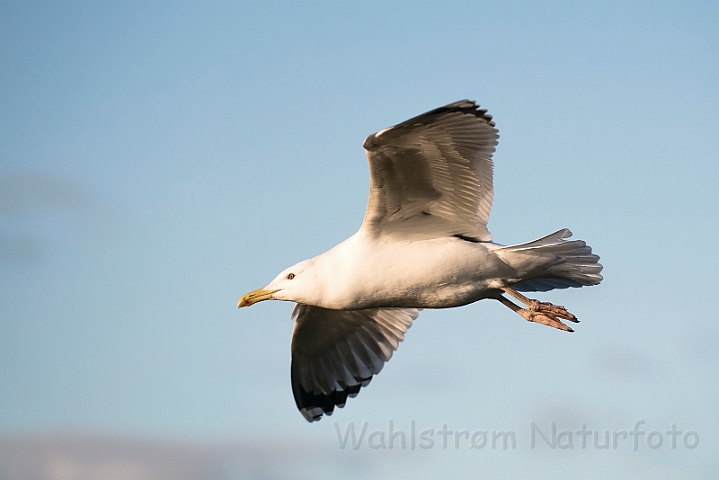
496 287 579 332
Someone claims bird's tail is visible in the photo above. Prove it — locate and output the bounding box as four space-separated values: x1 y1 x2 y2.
495 229 603 292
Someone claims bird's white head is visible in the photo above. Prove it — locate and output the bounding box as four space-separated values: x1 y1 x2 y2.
237 258 318 308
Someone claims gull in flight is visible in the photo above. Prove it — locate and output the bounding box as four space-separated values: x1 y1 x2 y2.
238 100 602 422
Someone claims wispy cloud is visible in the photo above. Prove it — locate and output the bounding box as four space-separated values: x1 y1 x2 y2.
0 433 352 480
0 233 44 262
0 172 88 215
593 346 657 381
0 171 120 264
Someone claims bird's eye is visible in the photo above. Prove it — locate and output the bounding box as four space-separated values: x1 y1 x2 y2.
287 273 295 280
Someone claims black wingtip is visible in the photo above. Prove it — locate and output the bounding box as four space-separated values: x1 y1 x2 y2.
363 99 496 150
427 99 496 127
292 359 371 423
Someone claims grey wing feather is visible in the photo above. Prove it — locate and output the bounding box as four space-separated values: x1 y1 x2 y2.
290 304 419 422
361 100 498 241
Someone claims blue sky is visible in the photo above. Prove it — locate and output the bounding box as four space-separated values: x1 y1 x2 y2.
1 1 718 478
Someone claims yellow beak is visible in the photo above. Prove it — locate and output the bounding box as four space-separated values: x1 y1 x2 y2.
237 288 279 308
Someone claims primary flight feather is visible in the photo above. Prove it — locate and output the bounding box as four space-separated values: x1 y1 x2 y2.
238 100 602 422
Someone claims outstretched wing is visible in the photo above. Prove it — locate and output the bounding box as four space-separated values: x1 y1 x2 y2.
290 304 419 422
361 100 499 241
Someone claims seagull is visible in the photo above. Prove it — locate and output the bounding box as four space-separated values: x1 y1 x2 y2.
238 100 602 422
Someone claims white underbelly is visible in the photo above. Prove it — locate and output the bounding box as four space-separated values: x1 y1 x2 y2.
333 237 515 309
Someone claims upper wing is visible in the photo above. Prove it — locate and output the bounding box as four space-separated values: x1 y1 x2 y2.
290 304 420 422
361 100 499 241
